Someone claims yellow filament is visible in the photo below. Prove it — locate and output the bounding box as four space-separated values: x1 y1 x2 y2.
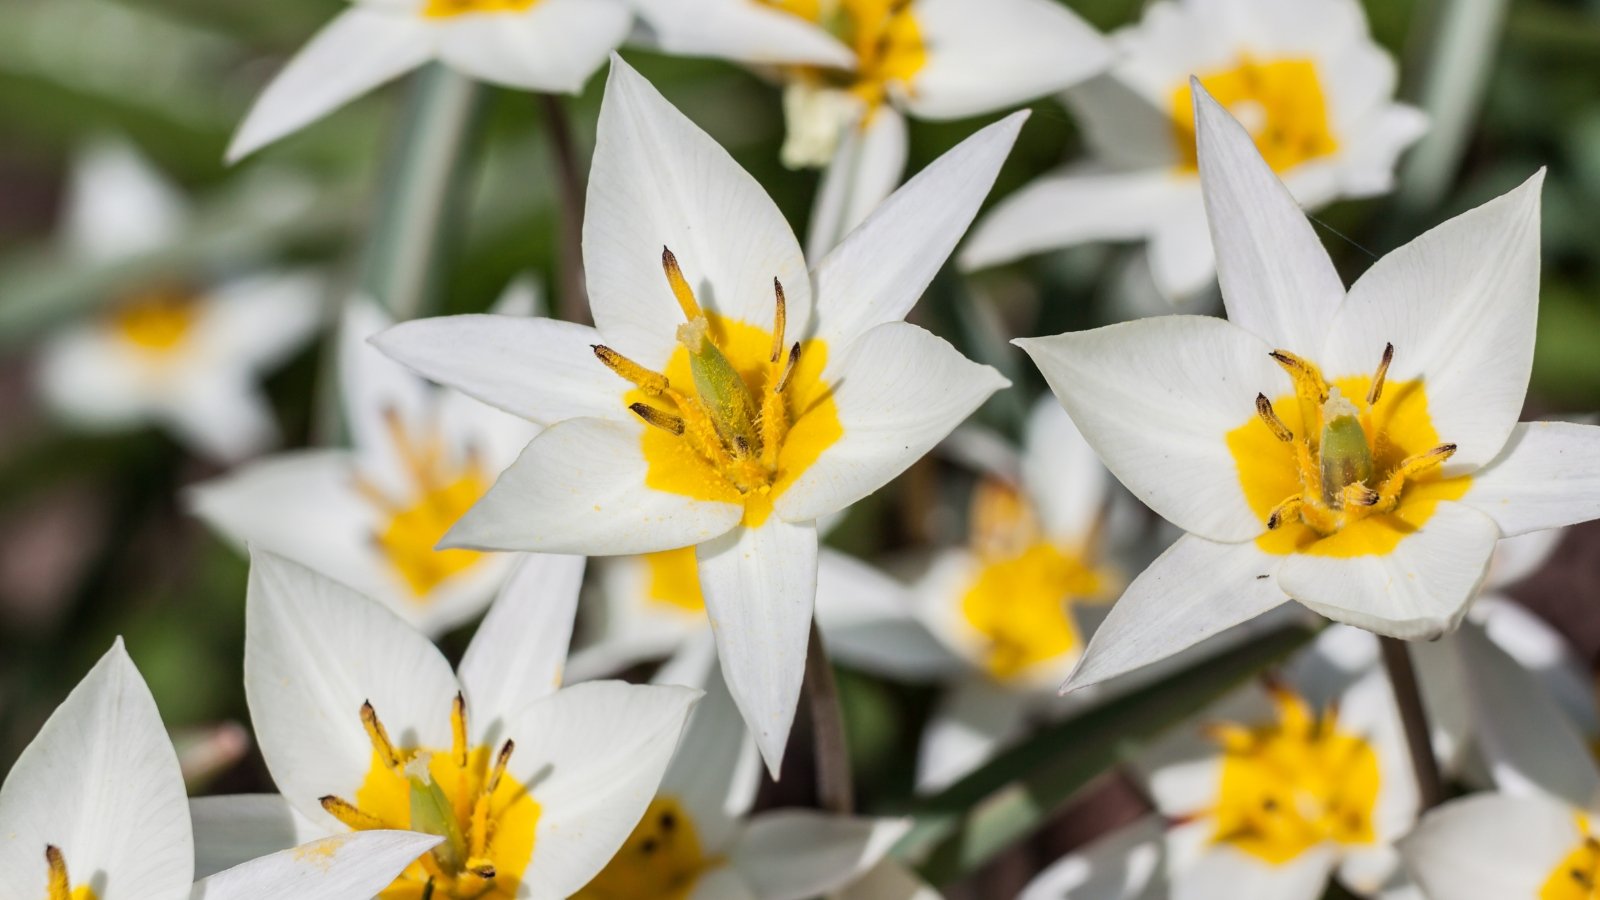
594 346 669 396
363 701 402 770
46 847 70 900
661 248 704 322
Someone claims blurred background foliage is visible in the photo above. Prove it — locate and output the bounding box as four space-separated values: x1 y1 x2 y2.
4 0 1600 894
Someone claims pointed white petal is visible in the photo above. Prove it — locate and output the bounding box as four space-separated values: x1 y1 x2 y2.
190 831 442 900
163 375 280 463
1173 845 1335 900
1018 816 1167 900
902 0 1112 121
509 682 701 899
199 270 325 367
811 112 1026 349
805 106 909 260
1399 793 1578 899
244 549 460 828
836 860 944 900
1022 396 1111 542
189 795 322 879
1320 172 1544 473
1145 195 1218 301
1479 598 1600 738
1063 535 1289 692
64 137 186 260
696 517 818 776
1015 317 1285 543
458 553 586 738
633 0 854 68
0 640 193 899
1064 74 1181 170
813 550 963 682
444 417 742 554
372 315 625 426
1464 421 1600 537
1486 528 1564 589
915 681 1031 792
729 813 910 900
659 660 762 852
1193 84 1346 352
1276 501 1497 639
776 322 1008 523
585 57 810 368
338 300 427 488
227 9 433 162
437 0 629 93
958 168 1183 272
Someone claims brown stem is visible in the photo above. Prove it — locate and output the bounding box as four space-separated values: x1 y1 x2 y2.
538 92 588 324
1379 636 1444 810
805 621 854 814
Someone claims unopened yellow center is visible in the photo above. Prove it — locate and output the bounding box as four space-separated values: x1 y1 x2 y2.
324 698 540 899
1226 347 1470 558
764 0 928 107
1541 815 1600 899
422 0 537 19
643 548 706 614
42 846 97 900
1208 685 1380 864
110 289 199 355
1170 57 1339 173
573 797 720 900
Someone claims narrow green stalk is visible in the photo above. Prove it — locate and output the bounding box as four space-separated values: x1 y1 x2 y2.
1379 636 1446 811
539 92 589 324
805 622 855 814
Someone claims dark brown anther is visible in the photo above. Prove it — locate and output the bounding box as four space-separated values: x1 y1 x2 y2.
1367 343 1394 406
1255 393 1294 442
630 403 685 436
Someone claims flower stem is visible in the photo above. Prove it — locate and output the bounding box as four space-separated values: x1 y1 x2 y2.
805 621 854 814
538 92 589 324
1378 635 1444 810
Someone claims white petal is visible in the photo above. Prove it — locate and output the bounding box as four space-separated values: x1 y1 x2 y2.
585 57 810 368
1022 395 1111 542
338 300 427 488
1319 172 1544 473
1399 793 1579 900
35 327 156 430
776 322 1009 523
632 0 854 68
902 0 1112 121
659 659 762 852
437 0 629 93
163 374 280 463
1063 535 1289 692
1015 317 1285 543
1064 74 1181 169
1275 501 1498 639
371 315 625 426
1479 598 1600 737
1173 845 1335 900
1464 421 1600 537
244 549 460 828
199 270 326 367
696 517 819 776
1486 528 1564 589
810 112 1026 349
509 681 701 899
458 553 586 738
189 795 322 879
813 550 963 683
1193 84 1347 352
729 813 910 900
64 137 186 260
0 640 193 899
443 417 743 554
958 168 1184 272
1145 195 1218 301
1018 816 1167 900
227 8 433 162
805 106 909 261
690 867 760 900
915 681 1031 792
189 831 441 900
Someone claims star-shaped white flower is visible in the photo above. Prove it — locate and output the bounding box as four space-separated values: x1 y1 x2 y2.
962 0 1428 302
226 0 635 161
0 639 439 900
1018 83 1600 693
189 290 538 636
373 57 1015 773
37 139 322 462
192 549 700 899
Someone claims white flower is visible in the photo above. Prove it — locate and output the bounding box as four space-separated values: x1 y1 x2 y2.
192 548 699 899
189 289 538 636
1018 84 1600 693
36 139 322 463
572 644 909 899
0 639 439 899
372 57 1015 773
226 0 634 161
962 0 1428 302
1020 627 1419 900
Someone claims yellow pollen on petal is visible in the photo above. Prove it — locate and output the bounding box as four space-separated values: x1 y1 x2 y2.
572 796 719 900
762 0 927 111
109 288 199 355
1170 56 1339 174
1539 814 1600 900
422 0 537 19
1207 686 1381 865
643 547 706 614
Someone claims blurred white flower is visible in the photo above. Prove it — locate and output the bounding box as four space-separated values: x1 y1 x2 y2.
962 0 1428 302
1019 85 1600 693
36 139 322 463
191 549 699 899
189 287 538 637
0 639 441 899
373 58 1014 775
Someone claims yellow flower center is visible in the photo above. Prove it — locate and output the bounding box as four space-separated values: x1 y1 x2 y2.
957 479 1113 681
592 248 842 529
1541 816 1600 900
643 547 707 614
321 696 540 899
43 847 97 900
762 0 928 108
1207 684 1380 864
422 0 538 20
354 408 491 600
1169 57 1339 173
110 289 199 355
1226 345 1470 558
573 797 720 900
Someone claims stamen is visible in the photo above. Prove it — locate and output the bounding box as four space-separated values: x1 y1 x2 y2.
451 693 468 769
1266 496 1302 530
1269 350 1331 442
361 700 402 770
1366 343 1394 407
1339 484 1380 508
661 247 703 322
1255 393 1293 442
1370 443 1456 510
631 403 686 436
487 739 515 795
775 343 801 394
46 846 69 900
321 795 389 831
421 880 436 900
593 345 668 396
468 862 497 879
770 278 787 364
